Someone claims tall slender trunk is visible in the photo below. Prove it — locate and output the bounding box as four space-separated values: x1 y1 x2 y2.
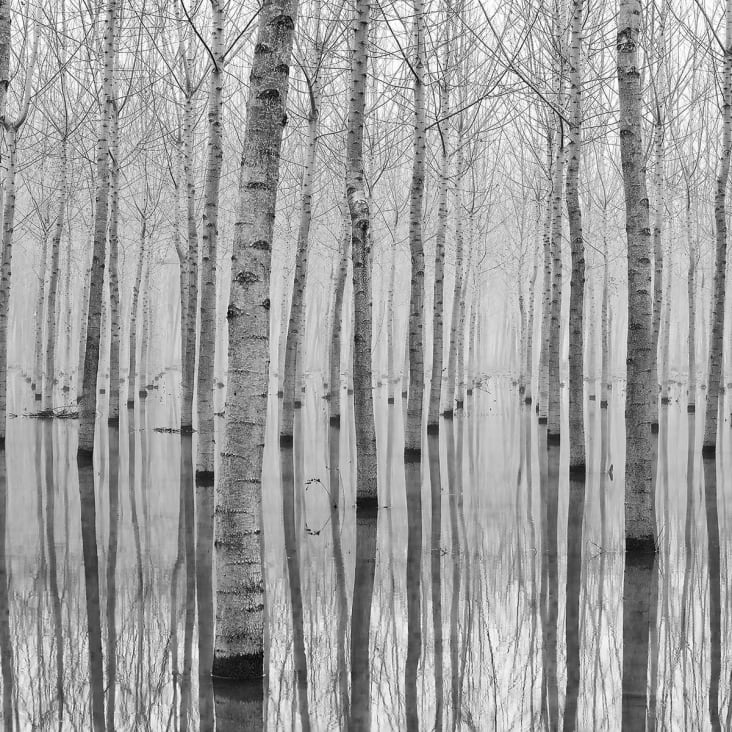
547 130 565 440
329 208 350 423
43 136 69 411
281 7 322 441
405 0 426 455
108 104 121 424
600 223 610 408
127 219 146 408
77 249 91 398
79 0 117 458
214 0 298 679
618 0 657 550
196 0 225 481
703 0 732 454
0 129 18 442
538 132 553 423
687 188 697 410
33 232 48 398
181 91 199 432
347 0 378 505
651 0 667 399
524 240 539 404
566 0 585 471
444 131 464 418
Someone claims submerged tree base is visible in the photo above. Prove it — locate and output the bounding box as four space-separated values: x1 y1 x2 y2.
356 495 379 513
212 652 264 680
568 463 586 478
404 447 421 463
547 431 560 445
687 403 695 413
426 423 439 435
77 448 94 467
702 444 716 458
538 416 547 425
195 470 215 486
600 400 608 409
625 535 657 554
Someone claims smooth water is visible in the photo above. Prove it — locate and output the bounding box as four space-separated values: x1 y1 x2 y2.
3 372 731 730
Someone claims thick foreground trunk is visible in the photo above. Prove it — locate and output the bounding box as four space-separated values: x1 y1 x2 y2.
214 0 298 679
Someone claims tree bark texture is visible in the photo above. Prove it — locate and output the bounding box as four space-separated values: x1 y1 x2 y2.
214 0 298 679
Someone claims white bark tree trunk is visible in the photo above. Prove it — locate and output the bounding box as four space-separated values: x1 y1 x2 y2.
347 0 378 505
427 2 450 432
618 0 657 550
281 7 322 442
214 0 298 679
703 0 732 454
405 0 426 457
78 0 117 458
566 0 585 472
42 136 68 412
196 0 225 481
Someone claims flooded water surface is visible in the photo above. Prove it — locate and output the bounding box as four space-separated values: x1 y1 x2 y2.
4 374 731 730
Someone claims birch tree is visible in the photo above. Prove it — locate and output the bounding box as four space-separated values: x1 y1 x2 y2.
214 0 298 679
618 0 657 550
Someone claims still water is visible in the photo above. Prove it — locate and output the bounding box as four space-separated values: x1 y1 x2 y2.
3 371 731 730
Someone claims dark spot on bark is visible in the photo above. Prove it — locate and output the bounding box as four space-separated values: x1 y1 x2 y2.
274 63 289 75
246 180 269 191
252 240 270 251
211 651 264 680
262 298 270 310
281 113 288 127
234 270 259 285
254 43 271 56
259 88 280 102
227 305 242 320
270 14 295 31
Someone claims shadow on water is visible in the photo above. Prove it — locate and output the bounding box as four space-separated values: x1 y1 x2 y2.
428 432 444 732
106 423 119 732
350 500 377 731
280 433 311 732
43 421 64 732
540 428 559 731
77 449 105 730
404 451 422 732
703 452 721 731
0 449 12 732
5 377 732 729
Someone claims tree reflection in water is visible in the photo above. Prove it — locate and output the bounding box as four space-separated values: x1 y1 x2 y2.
1 376 730 729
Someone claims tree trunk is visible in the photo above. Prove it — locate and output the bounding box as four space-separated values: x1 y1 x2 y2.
524 241 538 405
347 0 378 505
0 129 18 443
427 5 450 431
687 188 697 411
127 219 146 408
703 0 732 454
33 231 48 398
108 106 121 424
196 0 225 481
43 136 68 412
538 174 552 421
566 0 585 472
405 0 426 456
601 223 610 408
547 131 565 441
444 132 464 418
181 91 199 433
214 0 298 679
79 0 117 459
329 207 350 424
618 0 657 550
281 8 322 442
